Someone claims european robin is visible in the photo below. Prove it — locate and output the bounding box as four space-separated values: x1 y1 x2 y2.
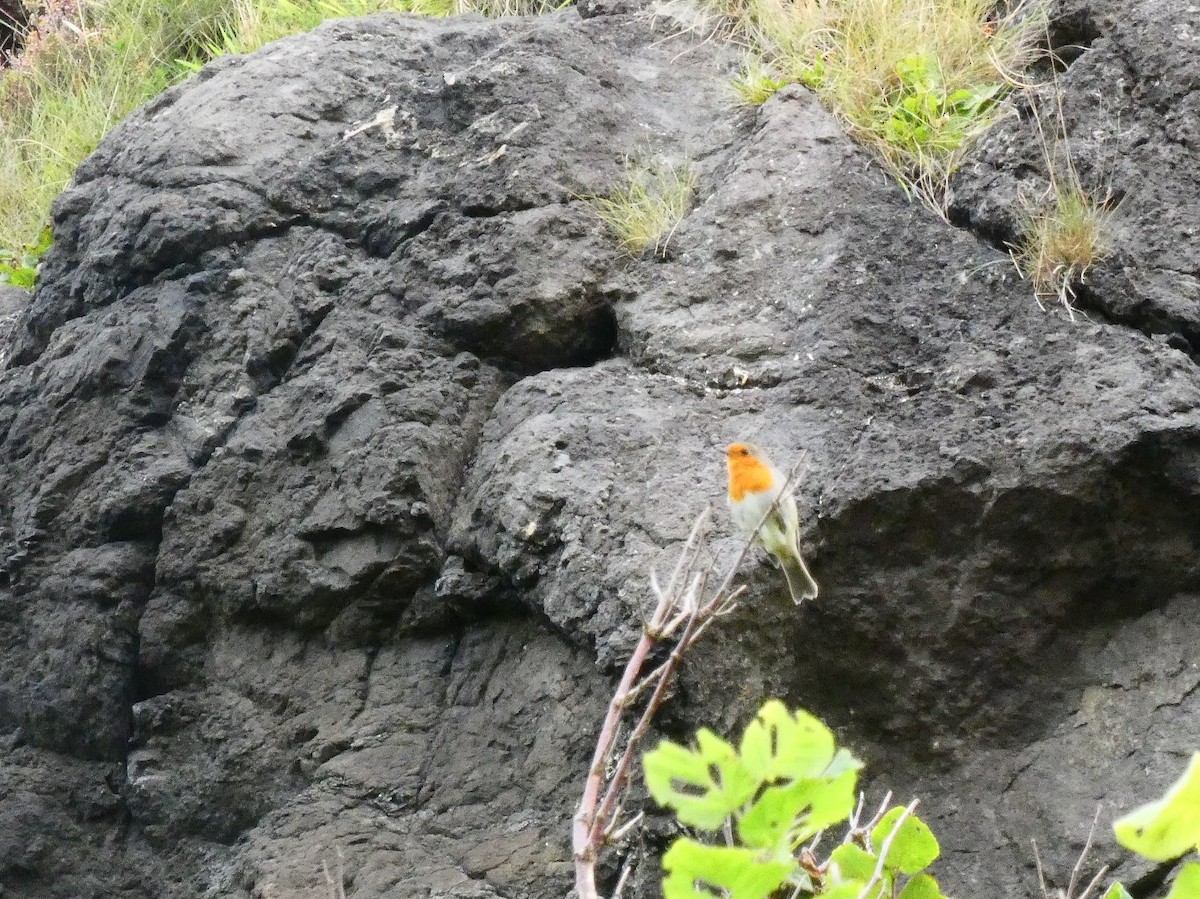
725 443 819 603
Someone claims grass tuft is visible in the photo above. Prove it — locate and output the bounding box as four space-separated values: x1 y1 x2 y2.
587 160 698 257
0 0 241 260
722 0 1044 211
731 54 786 105
1010 93 1114 318
1013 184 1112 318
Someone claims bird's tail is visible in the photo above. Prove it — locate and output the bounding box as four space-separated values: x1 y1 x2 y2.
780 551 819 604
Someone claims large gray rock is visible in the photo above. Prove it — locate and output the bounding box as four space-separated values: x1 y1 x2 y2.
1 1 1199 898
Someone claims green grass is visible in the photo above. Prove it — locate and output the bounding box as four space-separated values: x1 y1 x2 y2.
587 160 698 257
171 0 454 67
731 54 787 105
186 0 570 62
724 0 1043 211
0 0 240 259
0 0 565 285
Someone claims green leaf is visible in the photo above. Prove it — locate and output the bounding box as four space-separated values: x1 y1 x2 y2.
949 82 1002 115
895 54 938 92
737 767 859 849
739 700 838 781
644 730 758 830
823 883 874 899
662 839 792 899
899 873 946 899
1103 883 1134 899
830 843 878 882
801 768 860 838
825 748 862 779
1166 862 1200 899
737 780 813 851
871 807 940 874
1114 753 1200 861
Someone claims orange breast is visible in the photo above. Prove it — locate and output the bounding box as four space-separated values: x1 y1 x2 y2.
727 455 774 502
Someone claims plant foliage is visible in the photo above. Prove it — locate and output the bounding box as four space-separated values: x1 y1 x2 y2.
1110 753 1200 899
0 226 53 288
721 0 1042 209
643 700 949 899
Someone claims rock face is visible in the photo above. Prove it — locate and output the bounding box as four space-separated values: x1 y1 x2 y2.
1 2 1199 898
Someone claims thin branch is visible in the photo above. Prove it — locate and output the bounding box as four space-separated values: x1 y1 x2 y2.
855 799 919 899
611 861 635 899
864 791 894 832
1077 865 1110 899
1067 805 1103 899
589 606 705 847
1033 839 1049 899
575 503 738 899
608 811 645 844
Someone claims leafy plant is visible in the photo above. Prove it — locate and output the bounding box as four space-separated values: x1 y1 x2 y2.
1110 753 1200 899
875 54 1001 157
643 700 949 899
0 226 53 288
587 159 697 257
722 0 1042 211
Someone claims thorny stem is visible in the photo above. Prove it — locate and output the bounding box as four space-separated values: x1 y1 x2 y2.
572 507 717 899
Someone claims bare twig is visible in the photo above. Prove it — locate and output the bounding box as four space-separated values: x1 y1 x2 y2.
1077 865 1110 899
1033 839 1050 899
608 811 645 844
1067 806 1103 899
573 506 731 899
859 790 894 836
855 799 920 899
611 861 635 899
1032 804 1110 899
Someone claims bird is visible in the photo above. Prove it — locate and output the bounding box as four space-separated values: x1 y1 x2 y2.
725 442 819 603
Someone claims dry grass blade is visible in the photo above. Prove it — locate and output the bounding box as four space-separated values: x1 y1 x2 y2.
1010 87 1115 318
